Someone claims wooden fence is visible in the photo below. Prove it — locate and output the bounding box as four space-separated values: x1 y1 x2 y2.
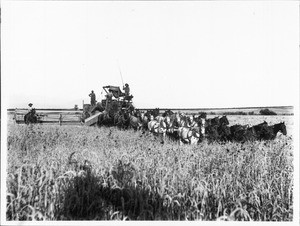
12 109 83 125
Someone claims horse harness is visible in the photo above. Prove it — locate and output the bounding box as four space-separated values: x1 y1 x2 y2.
180 127 200 143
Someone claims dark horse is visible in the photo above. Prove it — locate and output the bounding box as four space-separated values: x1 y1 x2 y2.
206 117 220 127
260 122 287 140
206 115 229 127
114 108 142 131
97 111 114 127
205 116 230 142
125 109 142 131
249 121 268 140
24 109 39 124
229 124 254 142
114 109 129 129
229 121 287 142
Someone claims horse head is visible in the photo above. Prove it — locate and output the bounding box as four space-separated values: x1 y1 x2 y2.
149 115 154 121
188 115 194 123
199 117 206 127
199 112 207 119
179 115 188 127
153 108 160 118
220 116 229 126
140 112 145 120
144 110 150 119
164 115 171 125
134 109 141 118
163 109 174 117
162 110 168 117
123 110 131 120
276 122 287 135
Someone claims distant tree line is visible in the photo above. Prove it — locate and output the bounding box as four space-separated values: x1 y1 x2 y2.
197 109 280 116
222 111 254 115
259 108 277 115
200 111 255 116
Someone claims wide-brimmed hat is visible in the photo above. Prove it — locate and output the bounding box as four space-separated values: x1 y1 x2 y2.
28 103 33 106
125 83 128 86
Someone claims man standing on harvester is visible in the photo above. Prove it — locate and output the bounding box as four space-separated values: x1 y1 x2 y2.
89 90 96 106
123 83 130 97
123 83 131 102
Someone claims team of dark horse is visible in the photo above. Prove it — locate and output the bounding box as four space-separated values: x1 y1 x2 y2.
202 115 287 143
91 107 287 144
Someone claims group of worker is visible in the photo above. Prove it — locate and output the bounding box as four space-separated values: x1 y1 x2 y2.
88 83 130 106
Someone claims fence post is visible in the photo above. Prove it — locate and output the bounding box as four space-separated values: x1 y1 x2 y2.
79 115 83 125
14 108 17 123
59 114 62 126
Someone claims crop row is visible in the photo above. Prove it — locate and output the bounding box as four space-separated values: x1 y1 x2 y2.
6 124 293 221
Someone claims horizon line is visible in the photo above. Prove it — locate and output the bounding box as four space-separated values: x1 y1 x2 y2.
7 105 294 111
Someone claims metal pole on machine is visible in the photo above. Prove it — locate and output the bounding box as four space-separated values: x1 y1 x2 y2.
117 60 124 87
117 60 125 104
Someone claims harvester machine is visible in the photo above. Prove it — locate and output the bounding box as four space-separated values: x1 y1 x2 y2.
83 85 134 126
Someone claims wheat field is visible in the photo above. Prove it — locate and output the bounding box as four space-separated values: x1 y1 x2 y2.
5 115 294 221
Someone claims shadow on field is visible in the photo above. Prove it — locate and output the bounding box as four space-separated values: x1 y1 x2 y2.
61 160 168 220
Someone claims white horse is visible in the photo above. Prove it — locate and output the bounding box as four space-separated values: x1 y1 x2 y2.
177 116 206 145
178 126 200 145
148 116 167 144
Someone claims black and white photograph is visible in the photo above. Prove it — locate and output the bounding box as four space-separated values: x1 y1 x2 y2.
1 0 299 225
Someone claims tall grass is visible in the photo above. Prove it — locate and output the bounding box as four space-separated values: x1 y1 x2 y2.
6 124 293 221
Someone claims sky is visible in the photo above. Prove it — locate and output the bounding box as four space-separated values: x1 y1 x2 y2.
2 1 299 109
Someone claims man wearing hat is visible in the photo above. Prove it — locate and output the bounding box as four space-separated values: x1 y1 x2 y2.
89 90 96 106
123 83 130 97
28 103 33 113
